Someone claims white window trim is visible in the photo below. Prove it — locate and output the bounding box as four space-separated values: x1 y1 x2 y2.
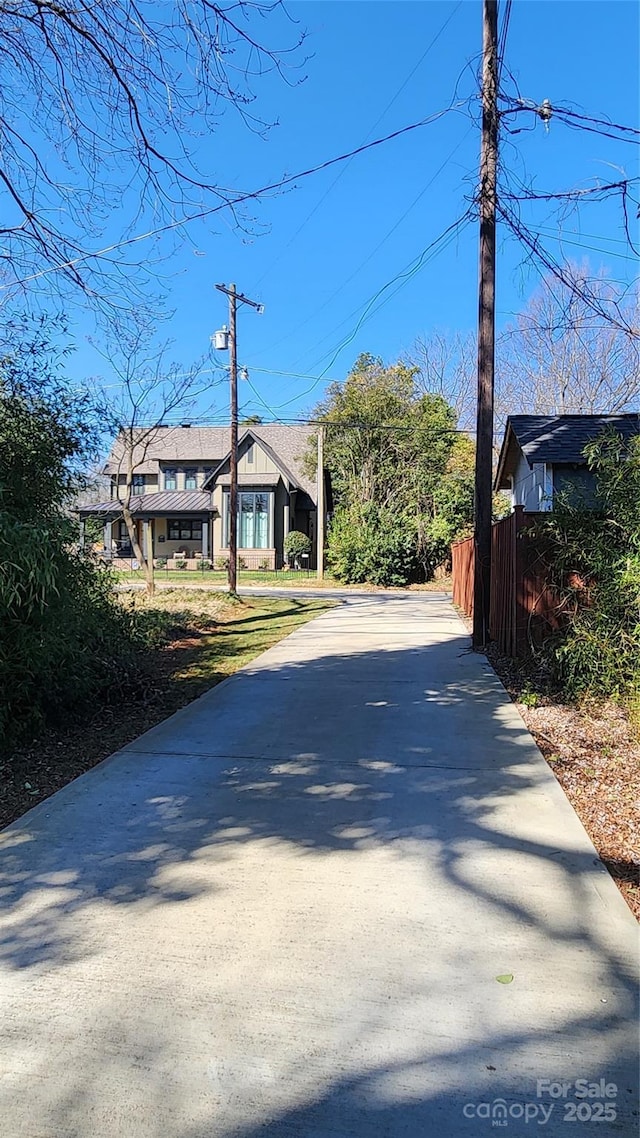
540 462 554 511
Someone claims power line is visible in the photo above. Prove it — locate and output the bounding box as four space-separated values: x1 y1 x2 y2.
549 105 640 143
153 413 475 435
499 97 640 143
0 105 466 293
266 210 473 413
243 373 279 420
288 209 472 377
249 131 475 364
306 211 473 376
526 228 638 263
248 2 464 293
498 200 640 338
497 0 513 85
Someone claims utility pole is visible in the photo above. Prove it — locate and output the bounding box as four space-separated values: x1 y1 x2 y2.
316 425 324 580
472 0 499 649
215 283 263 595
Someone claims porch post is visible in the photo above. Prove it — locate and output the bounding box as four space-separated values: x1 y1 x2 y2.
78 518 86 549
283 494 290 538
103 520 112 551
202 518 209 560
142 518 153 564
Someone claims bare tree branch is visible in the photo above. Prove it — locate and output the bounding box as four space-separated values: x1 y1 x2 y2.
0 1 307 312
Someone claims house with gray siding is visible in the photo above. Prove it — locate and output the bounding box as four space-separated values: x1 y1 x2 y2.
495 413 639 511
78 424 327 569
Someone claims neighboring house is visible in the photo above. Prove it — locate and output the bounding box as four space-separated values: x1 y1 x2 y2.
77 424 327 569
495 413 640 511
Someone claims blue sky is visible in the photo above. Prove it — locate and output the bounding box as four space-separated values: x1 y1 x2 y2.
55 2 640 421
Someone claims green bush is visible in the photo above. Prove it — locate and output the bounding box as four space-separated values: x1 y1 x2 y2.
535 431 640 705
199 558 212 571
0 316 154 749
327 504 418 586
284 530 312 563
155 556 167 569
0 514 147 744
174 558 187 570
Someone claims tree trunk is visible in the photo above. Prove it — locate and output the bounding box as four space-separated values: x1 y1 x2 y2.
123 446 154 596
121 503 154 597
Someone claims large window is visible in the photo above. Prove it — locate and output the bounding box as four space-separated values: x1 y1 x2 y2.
185 469 198 490
225 491 271 549
168 519 202 541
164 468 177 491
132 474 145 496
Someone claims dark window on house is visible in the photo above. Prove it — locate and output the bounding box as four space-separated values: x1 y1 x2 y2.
132 474 145 496
185 469 198 490
164 468 177 491
117 521 132 549
246 443 254 465
552 466 598 508
168 519 203 541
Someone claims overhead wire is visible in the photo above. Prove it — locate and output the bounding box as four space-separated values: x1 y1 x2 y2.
248 1 464 293
497 199 639 338
249 128 475 365
0 106 467 293
267 209 474 411
154 413 475 435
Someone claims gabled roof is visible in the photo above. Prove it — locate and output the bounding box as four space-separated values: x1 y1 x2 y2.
102 423 317 500
204 427 312 496
495 413 640 490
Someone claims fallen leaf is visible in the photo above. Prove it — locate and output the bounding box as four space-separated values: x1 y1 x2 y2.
495 973 514 985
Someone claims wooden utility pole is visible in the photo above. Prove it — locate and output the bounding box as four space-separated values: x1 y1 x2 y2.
472 0 499 649
215 283 263 595
316 425 324 580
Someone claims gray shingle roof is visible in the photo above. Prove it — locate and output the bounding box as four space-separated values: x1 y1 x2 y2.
103 426 230 475
102 424 318 500
496 413 640 489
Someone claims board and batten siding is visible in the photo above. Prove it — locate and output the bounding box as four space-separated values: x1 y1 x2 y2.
237 439 279 476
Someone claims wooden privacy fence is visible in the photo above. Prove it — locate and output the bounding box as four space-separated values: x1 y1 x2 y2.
452 506 560 657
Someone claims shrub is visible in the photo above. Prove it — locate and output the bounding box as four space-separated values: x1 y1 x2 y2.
174 558 187 570
0 317 156 749
215 556 228 571
0 514 146 746
327 504 418 586
238 556 247 570
535 431 640 706
199 558 212 571
155 556 167 569
284 530 312 566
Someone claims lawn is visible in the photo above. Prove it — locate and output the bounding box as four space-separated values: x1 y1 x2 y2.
117 568 321 587
1 591 333 830
115 567 452 592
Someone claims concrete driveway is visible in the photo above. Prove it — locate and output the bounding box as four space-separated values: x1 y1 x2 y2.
0 593 637 1137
